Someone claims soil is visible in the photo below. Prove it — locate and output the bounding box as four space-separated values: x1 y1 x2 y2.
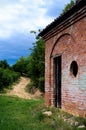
5 77 42 99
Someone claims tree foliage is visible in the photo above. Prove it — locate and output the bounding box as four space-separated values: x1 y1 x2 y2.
27 32 45 92
61 0 76 15
12 57 29 76
0 60 20 91
0 60 10 69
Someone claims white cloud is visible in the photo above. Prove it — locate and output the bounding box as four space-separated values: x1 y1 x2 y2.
0 0 70 39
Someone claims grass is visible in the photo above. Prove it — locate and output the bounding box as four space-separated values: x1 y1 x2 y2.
0 95 86 130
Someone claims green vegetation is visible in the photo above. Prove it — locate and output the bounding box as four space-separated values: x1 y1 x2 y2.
0 96 86 130
12 57 29 76
0 60 20 92
61 0 76 15
0 60 10 69
25 81 37 94
27 32 45 92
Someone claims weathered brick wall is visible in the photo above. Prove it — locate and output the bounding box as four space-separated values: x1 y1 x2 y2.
45 16 86 117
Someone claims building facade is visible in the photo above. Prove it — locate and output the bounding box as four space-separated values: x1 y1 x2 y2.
39 0 86 117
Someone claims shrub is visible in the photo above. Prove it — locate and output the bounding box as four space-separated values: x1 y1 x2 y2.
25 82 37 94
38 77 45 92
0 68 20 91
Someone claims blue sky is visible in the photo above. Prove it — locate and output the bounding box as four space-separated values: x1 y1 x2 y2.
0 0 70 65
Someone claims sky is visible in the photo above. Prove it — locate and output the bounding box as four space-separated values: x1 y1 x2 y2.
0 0 70 65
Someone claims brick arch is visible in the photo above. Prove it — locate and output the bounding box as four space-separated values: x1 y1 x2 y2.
50 33 74 58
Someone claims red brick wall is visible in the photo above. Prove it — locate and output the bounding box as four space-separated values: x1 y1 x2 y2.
45 17 86 117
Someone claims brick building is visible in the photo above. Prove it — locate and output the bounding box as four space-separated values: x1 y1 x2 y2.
39 0 86 117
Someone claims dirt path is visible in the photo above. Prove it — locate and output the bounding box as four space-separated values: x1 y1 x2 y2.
5 77 42 99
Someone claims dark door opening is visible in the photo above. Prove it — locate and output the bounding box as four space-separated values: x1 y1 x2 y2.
54 56 61 108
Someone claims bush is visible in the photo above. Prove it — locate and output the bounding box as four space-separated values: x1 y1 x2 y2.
0 68 20 91
25 81 37 94
38 77 45 92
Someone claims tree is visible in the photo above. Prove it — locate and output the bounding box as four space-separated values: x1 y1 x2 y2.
0 60 9 69
12 57 29 76
61 0 76 15
27 31 45 92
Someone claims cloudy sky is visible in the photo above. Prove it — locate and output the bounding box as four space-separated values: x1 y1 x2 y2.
0 0 70 65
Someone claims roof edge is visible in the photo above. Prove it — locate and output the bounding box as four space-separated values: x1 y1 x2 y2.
39 0 86 37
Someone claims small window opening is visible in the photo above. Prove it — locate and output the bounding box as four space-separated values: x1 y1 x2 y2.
70 61 78 77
